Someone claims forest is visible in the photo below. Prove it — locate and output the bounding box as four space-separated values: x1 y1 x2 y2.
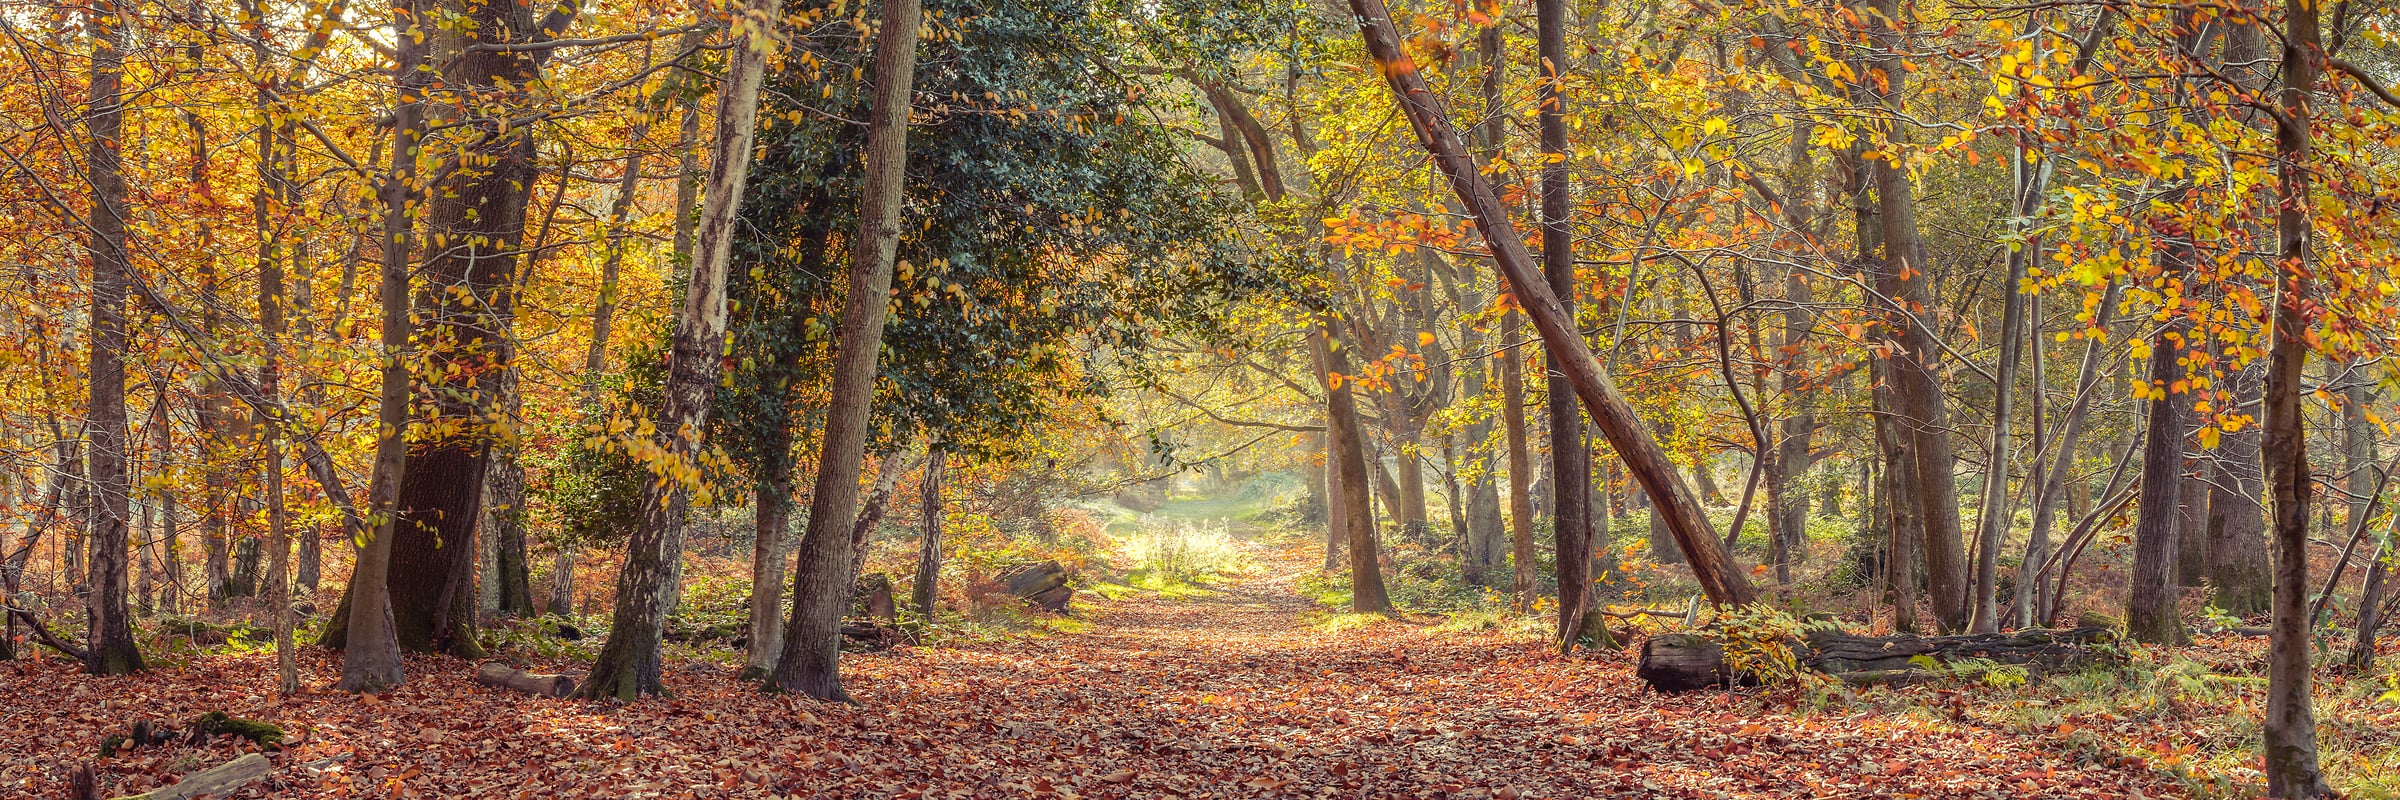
1 0 2397 793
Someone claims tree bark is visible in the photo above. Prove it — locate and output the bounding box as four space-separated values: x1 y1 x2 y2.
766 0 920 703
1313 322 1393 614
2127 208 2196 646
740 438 795 681
1532 0 1597 643
574 7 776 701
475 662 576 697
337 0 429 693
367 0 573 660
1346 0 1754 606
913 449 946 618
2261 0 2329 789
1860 0 1966 631
81 2 142 676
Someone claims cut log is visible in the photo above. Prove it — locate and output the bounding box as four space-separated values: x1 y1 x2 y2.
474 662 576 697
1637 627 2123 693
1001 560 1073 614
107 752 271 800
1636 633 1736 692
840 619 912 651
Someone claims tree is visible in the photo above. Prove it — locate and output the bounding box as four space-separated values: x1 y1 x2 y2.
576 0 781 700
766 0 923 702
1345 0 1755 607
338 0 433 694
80 0 143 676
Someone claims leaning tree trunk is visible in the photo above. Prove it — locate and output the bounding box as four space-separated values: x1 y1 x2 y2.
1346 0 1754 606
767 0 921 702
2260 1 2330 791
81 3 143 676
337 0 430 693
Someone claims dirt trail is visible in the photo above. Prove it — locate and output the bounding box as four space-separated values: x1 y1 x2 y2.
4 539 2186 798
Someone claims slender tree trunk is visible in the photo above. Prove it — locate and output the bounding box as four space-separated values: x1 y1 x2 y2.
1324 433 1347 572
1501 303 1535 610
766 0 920 702
1534 0 1593 645
81 4 142 675
1314 322 1392 614
2179 465 2212 587
1347 0 1754 605
740 451 793 681
1967 160 2035 633
2019 279 2122 624
913 449 946 619
2260 0 2329 788
338 0 430 692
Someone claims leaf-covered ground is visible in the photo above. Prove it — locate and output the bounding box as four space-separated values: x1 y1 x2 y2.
4 549 2187 799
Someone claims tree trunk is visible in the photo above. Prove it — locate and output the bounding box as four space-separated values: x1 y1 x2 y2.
1874 356 1924 633
576 0 783 699
741 442 795 681
367 0 573 660
1533 0 1594 646
2260 0 2329 789
475 662 576 697
546 545 576 618
765 0 919 703
2209 365 2273 617
1324 433 1347 572
1859 0 1966 631
337 0 430 693
1966 174 2032 633
2127 214 2196 646
80 4 142 676
2020 278 2123 624
1346 0 1754 606
1501 299 1536 610
913 449 946 618
1314 322 1393 614
2179 464 2211 587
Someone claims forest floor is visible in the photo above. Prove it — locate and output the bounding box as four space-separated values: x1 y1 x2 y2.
7 534 2200 799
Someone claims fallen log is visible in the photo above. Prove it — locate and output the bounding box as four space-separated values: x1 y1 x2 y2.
841 620 912 652
474 663 576 697
1637 627 2123 693
106 752 271 800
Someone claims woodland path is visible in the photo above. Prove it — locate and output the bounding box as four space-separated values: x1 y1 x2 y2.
5 537 2188 799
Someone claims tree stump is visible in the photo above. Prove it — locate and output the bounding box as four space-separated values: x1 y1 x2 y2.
474 662 576 697
854 574 897 622
1001 561 1073 614
1636 627 2123 693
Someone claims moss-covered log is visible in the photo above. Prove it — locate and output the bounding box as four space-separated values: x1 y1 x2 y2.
1637 627 2123 693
